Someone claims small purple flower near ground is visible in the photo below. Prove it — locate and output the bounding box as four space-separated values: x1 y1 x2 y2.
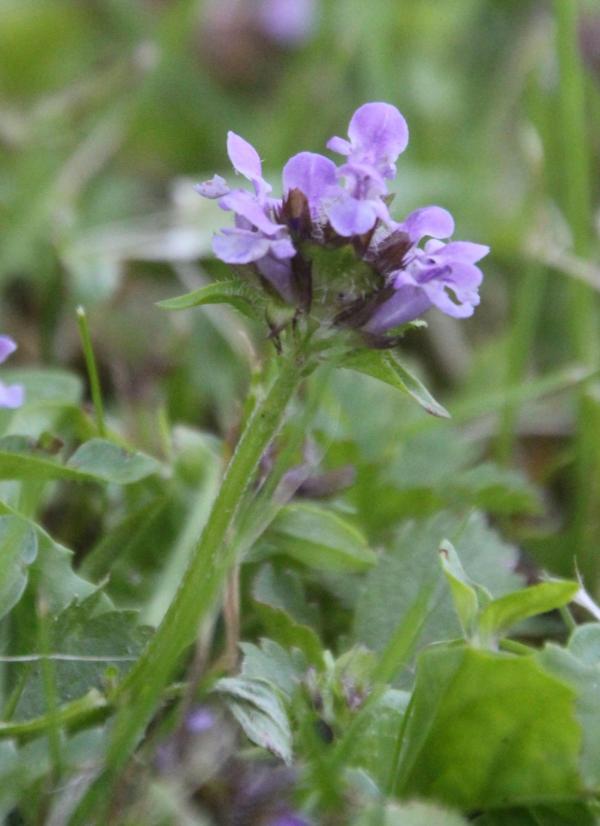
0 337 24 409
196 101 488 343
186 706 216 734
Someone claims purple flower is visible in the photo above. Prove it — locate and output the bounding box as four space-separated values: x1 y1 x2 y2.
324 102 409 236
327 101 409 178
195 102 488 340
258 0 317 46
364 206 488 334
282 151 337 222
0 337 24 409
186 707 216 734
197 132 297 300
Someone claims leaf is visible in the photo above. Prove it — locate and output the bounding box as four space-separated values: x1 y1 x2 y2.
0 727 106 819
354 512 523 660
239 639 307 701
478 581 579 641
568 623 600 666
473 804 599 826
0 515 37 621
538 626 600 789
0 437 160 484
157 278 263 320
11 593 151 720
214 676 292 764
450 463 541 515
354 801 468 826
439 539 480 637
253 565 323 665
0 500 97 614
396 644 581 809
267 503 376 573
67 439 162 484
347 689 410 791
0 368 82 405
338 349 449 418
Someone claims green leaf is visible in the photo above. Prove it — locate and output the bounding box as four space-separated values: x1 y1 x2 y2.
0 437 160 484
347 689 410 791
354 512 523 660
568 623 600 666
0 500 97 614
156 278 263 320
479 581 579 640
1 368 82 405
239 639 307 701
439 539 481 637
354 801 468 826
338 349 449 418
396 644 581 809
67 439 162 483
267 503 376 573
449 463 542 516
253 565 323 665
214 676 292 763
0 727 106 818
0 516 37 621
473 804 600 826
538 626 600 789
11 593 151 720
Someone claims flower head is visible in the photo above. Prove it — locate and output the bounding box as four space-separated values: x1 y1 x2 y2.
195 102 488 345
363 207 488 334
0 337 24 409
197 132 297 300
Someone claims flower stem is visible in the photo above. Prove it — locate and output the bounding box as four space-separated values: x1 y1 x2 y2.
69 350 306 824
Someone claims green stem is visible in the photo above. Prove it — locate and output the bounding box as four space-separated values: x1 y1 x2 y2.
69 351 306 824
76 306 107 438
554 0 599 588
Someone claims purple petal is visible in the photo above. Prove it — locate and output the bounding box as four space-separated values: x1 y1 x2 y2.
195 175 229 199
257 255 294 301
432 241 490 264
426 283 478 318
220 191 282 236
363 284 432 333
401 206 454 243
326 136 352 156
0 381 24 409
213 229 271 264
326 194 377 236
347 102 409 161
227 132 263 182
270 238 296 259
338 161 387 196
418 261 483 318
0 336 17 364
282 152 337 207
445 261 484 290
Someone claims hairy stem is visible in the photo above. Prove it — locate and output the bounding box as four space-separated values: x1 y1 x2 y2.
70 351 306 824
